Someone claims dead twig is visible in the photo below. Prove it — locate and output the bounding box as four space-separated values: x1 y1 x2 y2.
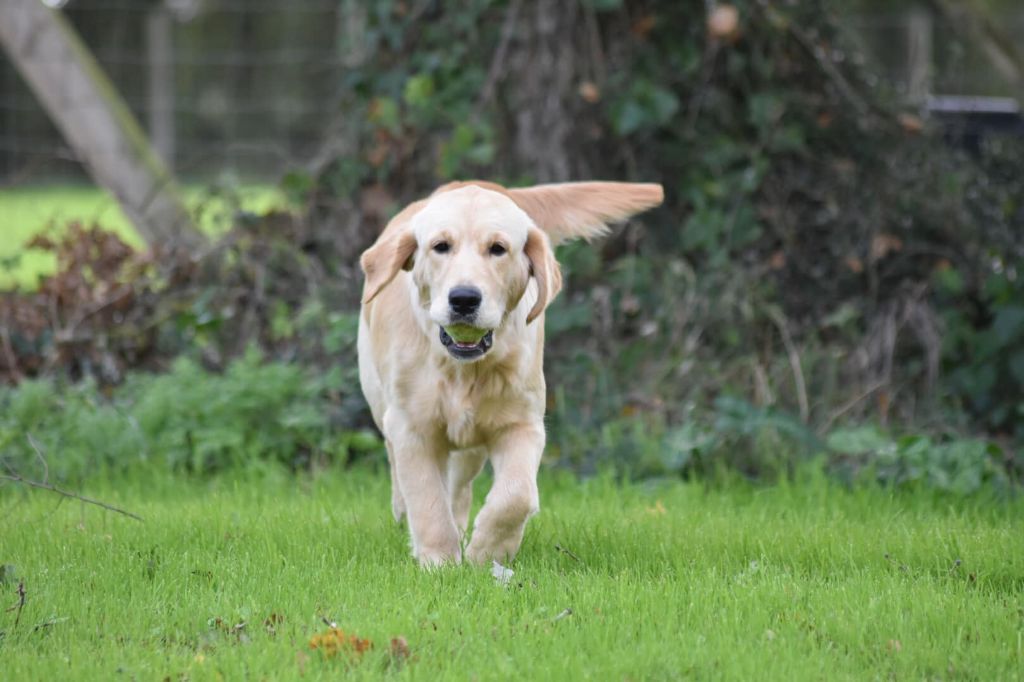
26 434 49 485
32 616 68 633
554 544 581 562
1 436 142 520
818 379 888 435
0 472 143 522
6 580 26 627
883 552 909 573
767 308 809 423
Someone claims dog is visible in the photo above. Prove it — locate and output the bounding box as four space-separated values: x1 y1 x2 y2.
357 180 663 567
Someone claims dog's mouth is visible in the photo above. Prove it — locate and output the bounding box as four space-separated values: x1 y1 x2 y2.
439 326 494 360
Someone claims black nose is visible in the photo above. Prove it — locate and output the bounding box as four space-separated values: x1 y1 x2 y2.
448 286 482 316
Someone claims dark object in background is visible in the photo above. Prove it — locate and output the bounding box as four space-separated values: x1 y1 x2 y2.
927 95 1024 151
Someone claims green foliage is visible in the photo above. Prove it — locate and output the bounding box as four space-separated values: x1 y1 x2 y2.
0 352 381 480
1 352 1011 494
938 259 1024 439
547 384 1013 494
827 425 1011 495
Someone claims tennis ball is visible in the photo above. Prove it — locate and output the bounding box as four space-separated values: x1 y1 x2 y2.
444 323 487 344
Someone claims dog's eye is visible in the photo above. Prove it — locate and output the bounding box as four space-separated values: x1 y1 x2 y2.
432 241 451 254
489 243 507 256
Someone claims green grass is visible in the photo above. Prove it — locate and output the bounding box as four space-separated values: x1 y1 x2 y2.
0 183 286 289
1 469 1021 680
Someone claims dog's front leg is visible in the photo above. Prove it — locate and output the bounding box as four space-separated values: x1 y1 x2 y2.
465 423 543 565
448 448 487 539
385 438 406 523
385 411 461 567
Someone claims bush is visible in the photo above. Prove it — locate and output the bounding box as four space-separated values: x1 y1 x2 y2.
0 352 382 480
937 257 1024 440
0 356 1015 495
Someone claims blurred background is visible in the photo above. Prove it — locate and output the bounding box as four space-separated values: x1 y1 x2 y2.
1 0 1022 492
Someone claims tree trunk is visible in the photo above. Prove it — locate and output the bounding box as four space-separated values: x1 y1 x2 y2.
0 0 201 253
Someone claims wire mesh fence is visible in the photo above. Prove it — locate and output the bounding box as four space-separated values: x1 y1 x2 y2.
1 0 349 183
1 2 1022 186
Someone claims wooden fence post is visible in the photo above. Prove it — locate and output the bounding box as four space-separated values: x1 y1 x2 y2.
0 0 201 252
907 7 933 105
147 5 176 173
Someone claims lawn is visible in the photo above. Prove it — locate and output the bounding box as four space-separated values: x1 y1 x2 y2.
0 183 286 290
1 469 1021 680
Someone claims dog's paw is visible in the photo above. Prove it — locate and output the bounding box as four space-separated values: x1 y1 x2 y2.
416 547 462 569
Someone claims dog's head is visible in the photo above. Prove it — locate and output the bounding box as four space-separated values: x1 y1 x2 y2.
360 181 663 362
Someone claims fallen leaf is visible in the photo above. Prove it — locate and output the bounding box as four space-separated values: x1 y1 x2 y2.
309 627 373 660
390 636 410 661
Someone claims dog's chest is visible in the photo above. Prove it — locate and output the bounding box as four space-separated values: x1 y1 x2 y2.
439 384 483 447
436 374 518 449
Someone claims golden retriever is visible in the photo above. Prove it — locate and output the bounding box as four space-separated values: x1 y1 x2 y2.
358 180 663 567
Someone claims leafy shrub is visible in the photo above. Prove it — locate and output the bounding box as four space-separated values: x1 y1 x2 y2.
0 352 382 480
937 258 1024 440
0 354 1014 494
826 424 1013 495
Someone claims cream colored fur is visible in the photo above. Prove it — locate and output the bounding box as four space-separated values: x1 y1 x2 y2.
357 180 663 567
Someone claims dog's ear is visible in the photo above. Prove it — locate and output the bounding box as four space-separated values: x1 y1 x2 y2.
507 182 663 246
360 230 417 304
524 227 563 324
